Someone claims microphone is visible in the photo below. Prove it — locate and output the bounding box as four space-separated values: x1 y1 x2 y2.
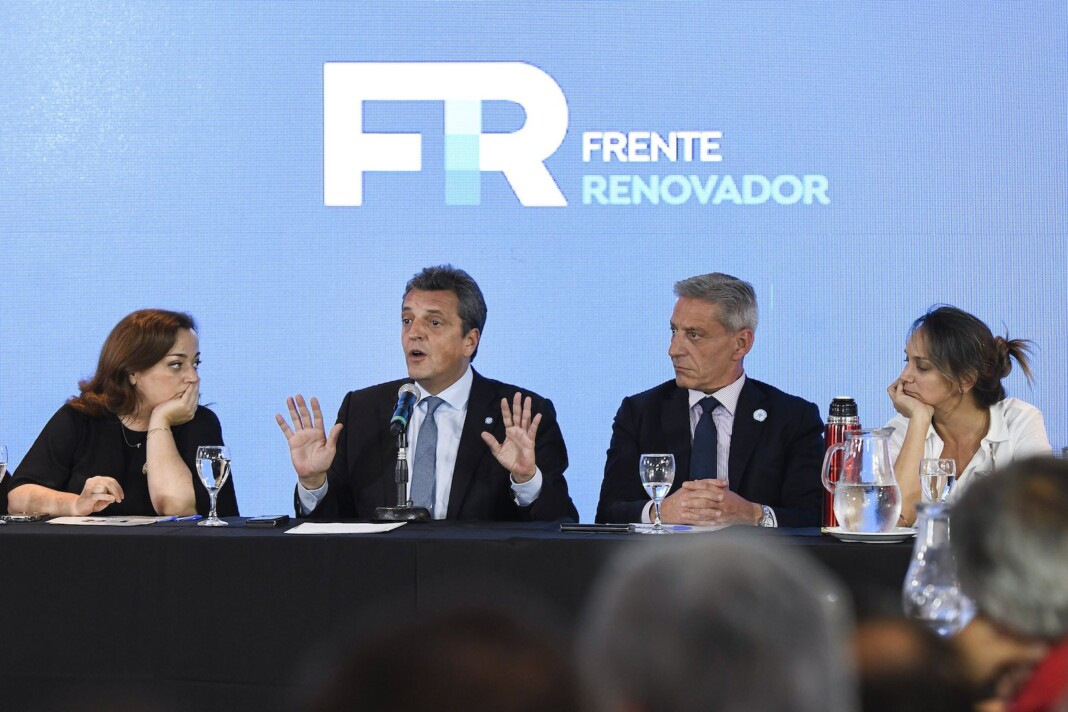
389 383 420 436
375 381 430 523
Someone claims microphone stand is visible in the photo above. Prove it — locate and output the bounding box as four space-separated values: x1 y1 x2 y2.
374 430 431 522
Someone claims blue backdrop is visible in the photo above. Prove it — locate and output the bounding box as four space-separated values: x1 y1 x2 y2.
2 2 1064 519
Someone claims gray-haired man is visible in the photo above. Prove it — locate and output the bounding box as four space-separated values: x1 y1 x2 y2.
596 272 823 527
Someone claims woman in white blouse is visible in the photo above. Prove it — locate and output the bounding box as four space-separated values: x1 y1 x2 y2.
886 305 1051 526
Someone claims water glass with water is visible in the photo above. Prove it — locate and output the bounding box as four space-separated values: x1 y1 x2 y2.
196 445 231 527
920 458 957 503
639 453 675 534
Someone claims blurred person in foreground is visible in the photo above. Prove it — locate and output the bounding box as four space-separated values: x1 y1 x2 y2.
853 615 972 712
307 605 581 712
887 305 1050 525
580 533 857 712
952 457 1068 712
9 309 237 517
596 272 824 528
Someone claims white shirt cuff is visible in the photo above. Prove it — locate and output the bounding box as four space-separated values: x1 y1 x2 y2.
641 500 654 524
764 505 779 528
510 468 543 506
297 479 328 515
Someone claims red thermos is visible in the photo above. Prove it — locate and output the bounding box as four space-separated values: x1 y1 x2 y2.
824 397 860 527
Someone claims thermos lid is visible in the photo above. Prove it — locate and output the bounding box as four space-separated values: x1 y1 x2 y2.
829 397 858 417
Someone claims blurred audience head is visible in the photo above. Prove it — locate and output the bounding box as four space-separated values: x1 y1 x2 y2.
307 604 580 712
853 616 972 712
951 457 1068 704
579 533 857 712
953 457 1068 639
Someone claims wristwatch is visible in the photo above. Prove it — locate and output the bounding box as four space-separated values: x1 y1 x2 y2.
757 504 775 528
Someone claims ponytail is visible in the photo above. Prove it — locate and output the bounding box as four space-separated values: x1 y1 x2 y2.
993 335 1035 384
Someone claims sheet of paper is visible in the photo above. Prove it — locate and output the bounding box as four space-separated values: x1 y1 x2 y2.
284 522 406 535
632 523 730 533
47 516 172 526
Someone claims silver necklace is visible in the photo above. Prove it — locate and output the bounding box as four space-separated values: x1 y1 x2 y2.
119 419 142 449
120 418 150 475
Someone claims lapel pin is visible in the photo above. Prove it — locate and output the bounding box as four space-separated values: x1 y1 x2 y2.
485 417 494 425
753 409 767 422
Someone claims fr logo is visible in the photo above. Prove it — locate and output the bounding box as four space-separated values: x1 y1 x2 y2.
324 62 568 206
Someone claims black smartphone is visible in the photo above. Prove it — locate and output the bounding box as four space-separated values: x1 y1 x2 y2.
559 523 634 533
245 515 290 528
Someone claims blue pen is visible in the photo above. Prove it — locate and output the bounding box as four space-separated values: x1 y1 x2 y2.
175 514 202 522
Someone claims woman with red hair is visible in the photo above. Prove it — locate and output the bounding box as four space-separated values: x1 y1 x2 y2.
9 309 238 517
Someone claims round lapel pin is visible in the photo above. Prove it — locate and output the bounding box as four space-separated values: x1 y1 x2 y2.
484 417 494 425
753 409 767 422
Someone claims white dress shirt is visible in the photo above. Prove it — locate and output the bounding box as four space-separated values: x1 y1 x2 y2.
298 365 543 517
885 397 1051 501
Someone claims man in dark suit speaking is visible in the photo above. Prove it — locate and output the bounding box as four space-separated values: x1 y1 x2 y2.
277 265 578 522
596 273 823 528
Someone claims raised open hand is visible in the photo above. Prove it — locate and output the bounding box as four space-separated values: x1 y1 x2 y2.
275 394 343 489
480 392 541 483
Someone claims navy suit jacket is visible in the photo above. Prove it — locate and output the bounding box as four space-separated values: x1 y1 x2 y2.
596 377 824 527
297 370 578 522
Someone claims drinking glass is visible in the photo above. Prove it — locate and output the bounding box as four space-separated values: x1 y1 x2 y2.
920 458 957 504
196 445 231 527
639 453 675 534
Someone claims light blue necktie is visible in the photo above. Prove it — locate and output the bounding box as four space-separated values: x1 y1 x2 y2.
410 396 444 514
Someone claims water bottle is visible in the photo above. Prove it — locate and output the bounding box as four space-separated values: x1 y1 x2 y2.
901 502 975 636
824 397 860 528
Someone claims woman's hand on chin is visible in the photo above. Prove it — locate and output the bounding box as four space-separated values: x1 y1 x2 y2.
151 381 199 428
887 379 933 421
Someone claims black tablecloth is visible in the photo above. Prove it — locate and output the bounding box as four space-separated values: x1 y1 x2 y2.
0 519 913 711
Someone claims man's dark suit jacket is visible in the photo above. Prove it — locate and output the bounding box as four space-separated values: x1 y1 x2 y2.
297 369 578 522
596 377 824 527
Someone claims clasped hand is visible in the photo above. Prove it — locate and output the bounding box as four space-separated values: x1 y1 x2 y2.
660 479 756 526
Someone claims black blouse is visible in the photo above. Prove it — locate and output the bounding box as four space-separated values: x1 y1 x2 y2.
12 404 239 517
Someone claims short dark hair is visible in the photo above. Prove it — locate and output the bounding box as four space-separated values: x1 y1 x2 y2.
69 309 197 417
404 265 487 360
911 305 1034 409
